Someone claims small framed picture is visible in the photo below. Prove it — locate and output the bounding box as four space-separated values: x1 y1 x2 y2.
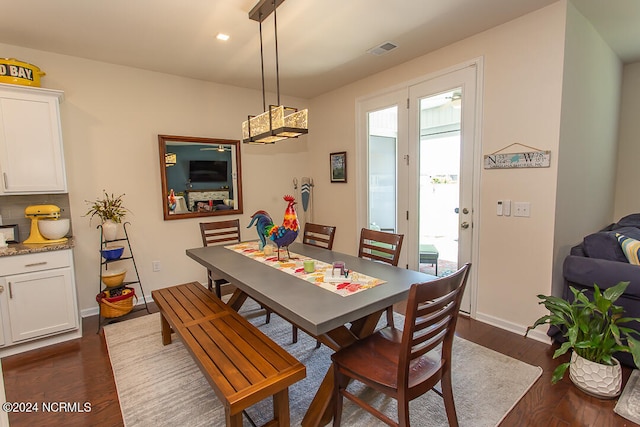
330 151 347 183
0 224 19 243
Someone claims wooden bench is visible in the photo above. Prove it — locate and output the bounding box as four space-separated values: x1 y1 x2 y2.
151 282 306 427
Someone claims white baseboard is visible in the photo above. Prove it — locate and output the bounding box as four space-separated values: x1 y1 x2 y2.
474 311 552 344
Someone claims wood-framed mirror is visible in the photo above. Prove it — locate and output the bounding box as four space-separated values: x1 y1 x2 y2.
158 135 243 220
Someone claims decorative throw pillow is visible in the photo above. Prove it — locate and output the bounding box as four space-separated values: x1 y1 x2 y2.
584 231 628 262
583 227 640 262
616 233 640 265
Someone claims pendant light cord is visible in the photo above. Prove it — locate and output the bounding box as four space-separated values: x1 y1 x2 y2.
273 0 280 106
259 16 266 112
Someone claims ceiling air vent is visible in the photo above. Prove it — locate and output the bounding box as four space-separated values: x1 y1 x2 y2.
367 41 398 56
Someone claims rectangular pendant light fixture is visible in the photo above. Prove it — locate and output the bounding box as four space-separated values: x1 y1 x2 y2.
242 105 308 144
241 0 308 144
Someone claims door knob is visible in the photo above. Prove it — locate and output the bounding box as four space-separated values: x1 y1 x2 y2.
462 208 469 214
461 222 470 229
0 284 3 293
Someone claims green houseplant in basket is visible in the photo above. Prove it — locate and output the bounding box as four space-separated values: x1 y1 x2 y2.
526 281 640 398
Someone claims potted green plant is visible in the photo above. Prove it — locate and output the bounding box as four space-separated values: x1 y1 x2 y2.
526 281 640 398
85 190 130 240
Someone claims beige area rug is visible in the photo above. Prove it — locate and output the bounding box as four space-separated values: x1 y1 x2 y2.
104 303 542 427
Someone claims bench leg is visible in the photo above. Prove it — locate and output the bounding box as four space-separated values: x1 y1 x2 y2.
160 313 172 345
273 388 291 427
225 408 243 427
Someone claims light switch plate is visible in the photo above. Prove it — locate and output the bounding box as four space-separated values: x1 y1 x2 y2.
514 202 530 217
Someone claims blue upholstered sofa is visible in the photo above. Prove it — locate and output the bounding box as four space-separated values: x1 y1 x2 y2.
555 213 640 368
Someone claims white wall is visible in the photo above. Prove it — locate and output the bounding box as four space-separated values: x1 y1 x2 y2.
309 2 567 334
0 43 311 313
614 61 640 219
553 2 622 296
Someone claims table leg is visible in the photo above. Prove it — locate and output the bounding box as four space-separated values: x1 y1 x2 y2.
227 288 249 311
301 309 384 427
302 364 336 427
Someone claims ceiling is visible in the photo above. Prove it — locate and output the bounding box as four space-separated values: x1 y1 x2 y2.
1 0 638 99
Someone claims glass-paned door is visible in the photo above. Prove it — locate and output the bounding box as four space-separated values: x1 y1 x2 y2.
368 106 398 233
408 65 477 313
358 88 409 268
359 63 479 315
417 90 462 278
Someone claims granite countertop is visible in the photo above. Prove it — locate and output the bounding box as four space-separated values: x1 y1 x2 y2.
0 237 75 257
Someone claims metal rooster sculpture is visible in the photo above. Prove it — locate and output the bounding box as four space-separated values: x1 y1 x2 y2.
248 195 300 260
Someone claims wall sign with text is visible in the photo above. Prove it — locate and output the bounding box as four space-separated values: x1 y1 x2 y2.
483 150 551 169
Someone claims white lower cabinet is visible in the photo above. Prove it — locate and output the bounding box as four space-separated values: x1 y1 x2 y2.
0 249 80 355
5 268 76 342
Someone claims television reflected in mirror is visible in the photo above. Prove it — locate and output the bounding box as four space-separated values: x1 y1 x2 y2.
189 160 228 182
158 135 243 220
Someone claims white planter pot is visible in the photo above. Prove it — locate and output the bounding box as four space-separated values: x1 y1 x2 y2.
569 352 622 399
102 220 118 241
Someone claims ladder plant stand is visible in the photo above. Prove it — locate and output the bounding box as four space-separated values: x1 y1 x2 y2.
96 222 150 332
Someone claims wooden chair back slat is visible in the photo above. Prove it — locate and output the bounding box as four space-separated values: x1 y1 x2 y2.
200 220 241 247
357 228 404 267
302 223 336 250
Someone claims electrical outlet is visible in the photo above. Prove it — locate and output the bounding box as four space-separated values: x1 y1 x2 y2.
152 260 161 272
514 202 530 217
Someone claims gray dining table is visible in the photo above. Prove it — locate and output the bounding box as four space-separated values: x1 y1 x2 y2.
186 241 434 426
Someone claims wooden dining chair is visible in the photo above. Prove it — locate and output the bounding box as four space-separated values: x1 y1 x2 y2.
199 219 241 297
293 222 338 346
358 228 404 266
358 228 404 327
331 263 471 427
303 222 337 250
200 219 271 323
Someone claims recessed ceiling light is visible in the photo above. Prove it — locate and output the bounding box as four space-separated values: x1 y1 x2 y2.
216 33 230 41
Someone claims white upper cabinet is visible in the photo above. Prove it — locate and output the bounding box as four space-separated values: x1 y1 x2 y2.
0 83 67 194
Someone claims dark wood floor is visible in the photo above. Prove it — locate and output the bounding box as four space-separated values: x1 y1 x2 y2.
2 306 638 427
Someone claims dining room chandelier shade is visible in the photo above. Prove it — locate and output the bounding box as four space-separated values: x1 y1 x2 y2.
242 105 308 144
242 0 308 144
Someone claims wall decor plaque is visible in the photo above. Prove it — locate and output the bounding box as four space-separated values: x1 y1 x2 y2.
484 143 551 169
